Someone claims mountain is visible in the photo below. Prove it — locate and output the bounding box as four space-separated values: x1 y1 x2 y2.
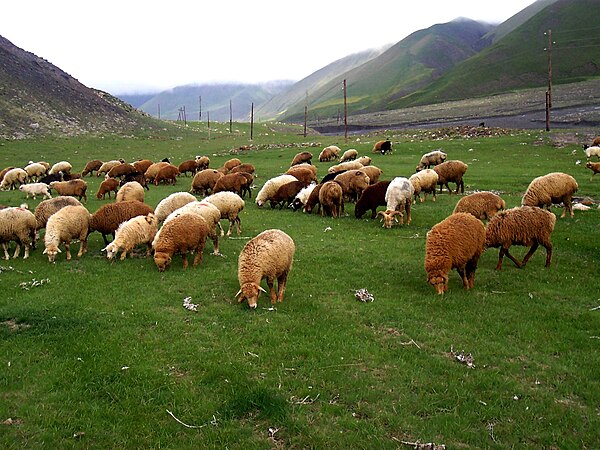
483 0 559 43
0 35 160 139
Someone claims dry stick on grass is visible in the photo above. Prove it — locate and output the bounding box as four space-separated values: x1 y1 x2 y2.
165 410 217 429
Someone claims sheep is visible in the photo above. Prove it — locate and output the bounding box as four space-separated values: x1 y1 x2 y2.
19 183 52 200
97 160 124 177
39 173 63 185
377 177 414 228
591 137 600 147
63 172 82 181
154 164 180 185
213 172 252 198
416 150 447 171
355 180 391 219
339 149 358 162
425 212 486 294
144 161 170 182
230 163 256 175
153 213 209 272
291 151 313 166
223 158 242 172
372 139 392 154
190 169 224 196
90 201 154 245
178 159 199 177
43 205 91 262
333 169 370 202
121 171 149 191
319 181 344 218
81 159 103 177
49 179 88 204
24 162 47 181
256 174 298 207
485 206 556 270
356 156 372 166
107 163 137 179
304 183 323 214
319 145 341 162
0 167 16 184
0 168 27 190
285 166 317 186
132 159 154 174
102 213 158 260
116 181 145 203
409 169 438 204
433 160 468 194
155 192 197 222
289 182 317 211
204 191 245 236
49 161 72 175
269 181 306 209
34 196 82 230
96 177 120 199
583 145 600 160
521 172 578 218
327 161 363 174
0 206 37 259
236 229 295 309
195 156 210 170
361 165 382 185
585 161 600 181
453 191 505 220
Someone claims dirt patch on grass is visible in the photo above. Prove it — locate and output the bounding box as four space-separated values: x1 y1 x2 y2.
1 320 30 332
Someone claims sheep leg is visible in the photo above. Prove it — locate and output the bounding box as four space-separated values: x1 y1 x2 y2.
226 219 234 237
465 256 479 289
457 266 469 288
210 232 220 256
405 202 411 225
521 242 540 268
193 239 206 267
120 249 128 260
12 242 21 259
217 221 225 237
65 241 72 260
182 252 189 269
23 243 30 259
504 248 523 269
276 274 288 303
543 241 553 267
266 278 277 304
2 243 9 260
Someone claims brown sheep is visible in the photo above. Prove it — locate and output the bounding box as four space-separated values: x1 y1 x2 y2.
319 145 340 162
34 197 82 230
372 139 392 154
230 163 256 175
433 160 468 194
195 156 210 170
132 159 154 174
304 183 323 214
485 206 556 270
96 177 120 199
178 159 199 177
328 161 363 174
453 191 505 220
97 160 124 177
121 172 149 191
90 201 154 245
425 212 486 294
223 158 242 171
153 213 209 272
361 165 382 185
144 162 170 183
319 181 344 218
269 181 306 209
291 151 313 166
116 181 145 203
521 172 578 218
355 180 391 219
333 169 370 202
286 166 317 186
586 161 600 181
213 172 252 198
190 169 224 196
107 163 137 179
49 179 88 204
154 165 180 185
82 159 103 177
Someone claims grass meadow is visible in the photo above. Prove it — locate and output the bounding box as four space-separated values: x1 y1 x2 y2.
0 122 599 448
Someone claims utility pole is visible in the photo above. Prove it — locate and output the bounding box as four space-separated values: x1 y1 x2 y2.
199 96 202 121
207 111 210 140
229 99 233 134
157 104 160 120
547 29 553 109
250 102 254 140
343 79 348 142
303 91 308 138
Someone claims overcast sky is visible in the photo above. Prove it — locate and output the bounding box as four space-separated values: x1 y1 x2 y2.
1 0 538 94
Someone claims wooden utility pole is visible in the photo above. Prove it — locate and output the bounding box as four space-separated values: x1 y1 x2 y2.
199 96 202 121
250 102 254 140
343 79 348 142
303 91 308 138
545 91 550 132
157 104 160 120
229 99 233 133
547 29 553 109
183 106 187 126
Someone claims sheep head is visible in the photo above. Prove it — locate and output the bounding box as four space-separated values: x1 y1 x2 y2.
153 251 172 272
236 282 267 309
377 210 401 229
427 273 449 295
102 243 118 260
43 245 61 262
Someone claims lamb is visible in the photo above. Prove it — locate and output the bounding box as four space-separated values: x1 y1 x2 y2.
289 183 317 211
255 174 298 207
425 212 486 294
0 168 27 190
270 181 307 209
43 205 91 262
132 159 154 174
377 177 414 228
409 169 438 203
334 169 370 202
433 160 468 194
583 145 600 160
213 172 252 198
285 166 317 186
372 139 392 155
19 182 52 200
204 191 245 236
416 150 447 171
355 180 391 219
81 159 103 177
339 149 358 162
453 191 505 220
178 159 200 176
116 181 145 203
319 181 344 218
319 145 341 162
236 229 295 309
89 201 154 245
155 192 197 222
24 162 48 181
96 177 120 199
154 164 180 185
291 151 313 166
0 206 37 259
102 213 158 260
107 163 137 179
34 196 82 230
361 165 382 185
49 161 72 175
356 156 372 166
97 160 124 177
327 161 363 174
153 213 209 272
49 179 88 204
521 172 578 218
485 206 556 270
195 155 210 170
190 169 224 196
585 161 600 180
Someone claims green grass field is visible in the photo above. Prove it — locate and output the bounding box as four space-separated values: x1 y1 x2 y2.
1 123 599 448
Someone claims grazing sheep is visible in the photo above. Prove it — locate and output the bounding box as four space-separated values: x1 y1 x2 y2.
0 206 37 259
334 169 370 202
433 160 468 194
121 171 149 190
43 205 91 262
355 180 391 219
409 169 438 204
453 191 505 220
328 160 363 174
304 183 323 214
63 172 82 181
144 161 170 182
195 156 210 170
116 181 145 203
0 167 16 184
583 145 600 160
155 192 197 222
213 172 252 198
378 177 414 228
204 191 245 236
103 213 158 260
178 159 199 177
416 150 447 171
39 173 63 185
223 158 242 171
96 177 120 199
360 165 382 185
81 159 103 177
24 162 47 181
339 149 358 162
34 196 82 230
236 229 295 309
190 169 224 196
521 172 578 218
291 151 313 166
372 139 392 155
356 156 372 166
585 161 600 180
19 183 52 200
425 212 486 294
154 164 180 185
230 163 256 175
285 166 317 186
49 161 72 175
591 137 600 147
269 181 306 209
319 181 344 218
485 206 556 270
153 213 209 271
107 163 137 179
132 159 154 174
256 174 298 207
0 168 27 190
97 160 124 177
289 183 317 211
90 201 154 245
319 145 341 162
49 179 88 204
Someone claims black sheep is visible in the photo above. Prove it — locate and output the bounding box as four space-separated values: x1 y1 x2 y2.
355 180 391 219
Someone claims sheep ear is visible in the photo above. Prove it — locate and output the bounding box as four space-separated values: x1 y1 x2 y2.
101 246 108 252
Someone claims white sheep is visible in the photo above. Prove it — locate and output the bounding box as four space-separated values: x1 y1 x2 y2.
583 145 600 160
378 177 415 228
204 191 245 236
154 192 197 222
409 169 438 203
18 182 52 200
289 183 317 211
0 205 37 259
43 205 91 262
103 213 158 260
0 168 28 190
116 181 145 203
356 156 372 166
327 161 364 174
416 150 447 171
339 149 358 162
521 172 578 218
255 174 298 207
236 229 295 309
24 162 47 181
49 161 72 175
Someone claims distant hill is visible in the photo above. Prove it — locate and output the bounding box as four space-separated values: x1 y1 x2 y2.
0 35 160 139
118 93 158 108
484 0 560 43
